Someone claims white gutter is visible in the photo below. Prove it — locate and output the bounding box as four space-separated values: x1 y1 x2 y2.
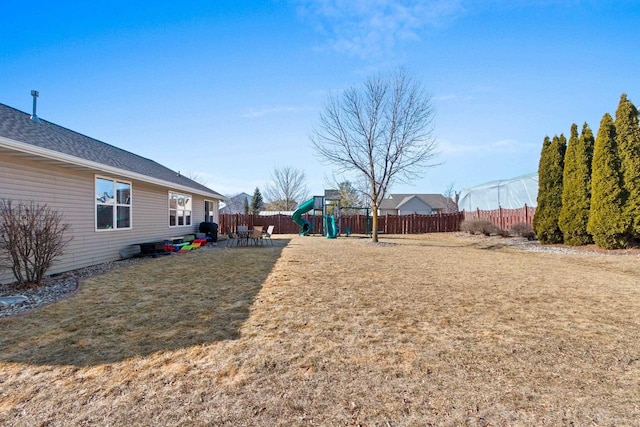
0 136 225 201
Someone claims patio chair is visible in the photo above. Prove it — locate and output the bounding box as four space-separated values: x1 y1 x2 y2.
263 225 274 246
225 226 238 247
250 225 264 246
237 225 249 246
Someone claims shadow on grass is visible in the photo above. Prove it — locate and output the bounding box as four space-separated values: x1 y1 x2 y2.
0 240 290 367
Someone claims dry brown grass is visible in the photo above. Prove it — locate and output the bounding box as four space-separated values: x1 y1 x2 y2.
1 233 640 426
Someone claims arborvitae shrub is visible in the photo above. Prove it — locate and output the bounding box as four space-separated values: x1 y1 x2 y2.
587 113 629 249
614 94 640 238
533 135 566 244
558 123 594 245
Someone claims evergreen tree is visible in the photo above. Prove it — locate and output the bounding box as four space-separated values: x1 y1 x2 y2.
558 123 594 245
243 197 249 214
533 134 566 243
614 93 640 238
250 187 264 214
588 113 629 249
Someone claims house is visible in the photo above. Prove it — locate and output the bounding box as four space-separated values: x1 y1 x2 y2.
0 100 225 284
219 192 251 214
378 194 458 216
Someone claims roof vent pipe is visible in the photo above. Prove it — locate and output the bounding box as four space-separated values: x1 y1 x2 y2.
30 90 40 123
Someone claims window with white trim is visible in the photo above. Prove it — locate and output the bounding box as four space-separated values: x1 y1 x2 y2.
169 192 192 226
96 177 131 230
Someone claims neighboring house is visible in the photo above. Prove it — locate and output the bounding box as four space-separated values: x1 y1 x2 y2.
219 192 251 214
0 101 225 284
378 194 458 216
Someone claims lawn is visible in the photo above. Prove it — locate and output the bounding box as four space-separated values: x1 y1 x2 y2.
1 233 639 426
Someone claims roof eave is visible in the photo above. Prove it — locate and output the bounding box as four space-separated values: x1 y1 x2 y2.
0 136 225 200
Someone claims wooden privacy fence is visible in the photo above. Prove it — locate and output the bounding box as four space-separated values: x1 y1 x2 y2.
219 207 534 236
219 212 464 235
218 213 322 235
462 205 536 230
378 212 463 234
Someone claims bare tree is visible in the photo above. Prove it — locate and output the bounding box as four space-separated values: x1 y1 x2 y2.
324 174 369 204
323 176 367 215
311 68 439 241
443 181 460 211
184 171 208 186
0 200 72 287
264 166 309 211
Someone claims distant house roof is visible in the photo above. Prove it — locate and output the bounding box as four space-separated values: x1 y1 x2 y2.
219 192 251 214
0 103 224 200
379 194 458 213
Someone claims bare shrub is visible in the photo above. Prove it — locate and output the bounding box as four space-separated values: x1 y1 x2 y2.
0 199 72 287
510 222 537 240
460 219 500 236
497 228 511 237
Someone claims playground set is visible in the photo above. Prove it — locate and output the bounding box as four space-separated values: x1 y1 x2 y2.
292 190 371 238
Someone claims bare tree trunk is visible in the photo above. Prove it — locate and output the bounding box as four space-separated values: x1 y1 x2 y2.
371 181 379 242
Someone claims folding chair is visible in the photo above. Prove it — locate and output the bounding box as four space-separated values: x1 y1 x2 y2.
225 226 237 247
263 225 275 246
250 225 264 246
237 224 249 246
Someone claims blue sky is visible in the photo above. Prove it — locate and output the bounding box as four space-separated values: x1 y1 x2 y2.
2 0 639 198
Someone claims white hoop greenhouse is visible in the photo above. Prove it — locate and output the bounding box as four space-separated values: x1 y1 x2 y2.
458 172 538 211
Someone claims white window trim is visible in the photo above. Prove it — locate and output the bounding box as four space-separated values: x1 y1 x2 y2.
95 175 132 231
168 191 193 227
204 199 216 223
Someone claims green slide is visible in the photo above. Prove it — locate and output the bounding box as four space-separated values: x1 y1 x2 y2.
325 214 338 239
292 198 314 235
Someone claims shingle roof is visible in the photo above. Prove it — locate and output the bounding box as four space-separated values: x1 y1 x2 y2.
0 102 224 199
219 192 251 214
379 193 458 212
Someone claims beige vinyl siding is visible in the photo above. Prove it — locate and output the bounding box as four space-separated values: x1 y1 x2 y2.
397 197 433 215
193 198 220 229
0 153 220 284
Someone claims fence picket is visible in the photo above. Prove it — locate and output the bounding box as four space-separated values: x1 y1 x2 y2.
462 205 536 230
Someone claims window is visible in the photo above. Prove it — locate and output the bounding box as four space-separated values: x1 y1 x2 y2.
96 177 131 230
169 192 192 227
204 200 215 223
